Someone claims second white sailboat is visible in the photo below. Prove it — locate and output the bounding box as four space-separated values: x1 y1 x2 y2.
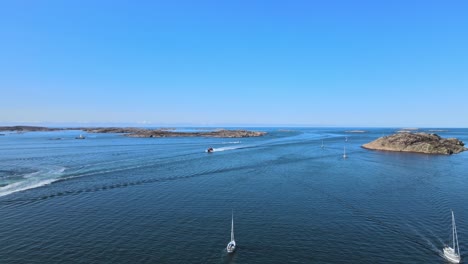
443 210 461 263
226 212 236 253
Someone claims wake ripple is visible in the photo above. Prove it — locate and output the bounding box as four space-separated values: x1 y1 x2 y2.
0 162 260 205
0 166 66 197
210 146 243 152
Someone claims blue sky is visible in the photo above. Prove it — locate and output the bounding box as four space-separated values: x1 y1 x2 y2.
1 0 467 127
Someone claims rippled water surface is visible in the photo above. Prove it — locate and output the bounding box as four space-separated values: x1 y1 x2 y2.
0 128 467 263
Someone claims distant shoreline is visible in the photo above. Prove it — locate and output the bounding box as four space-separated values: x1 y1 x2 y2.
0 126 266 138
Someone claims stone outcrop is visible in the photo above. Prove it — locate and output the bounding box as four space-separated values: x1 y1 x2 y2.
362 133 467 155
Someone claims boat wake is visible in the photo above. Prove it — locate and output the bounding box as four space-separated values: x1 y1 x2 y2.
0 166 66 197
406 222 445 258
221 141 241 144
0 161 264 205
207 132 335 153
211 146 244 152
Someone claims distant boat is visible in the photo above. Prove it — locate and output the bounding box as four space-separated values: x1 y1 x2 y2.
321 140 324 149
443 210 461 263
226 212 236 253
343 146 347 159
75 134 85 139
207 147 214 153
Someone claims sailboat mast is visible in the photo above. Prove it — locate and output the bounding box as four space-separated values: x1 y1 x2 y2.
452 211 456 250
231 213 234 241
453 211 460 256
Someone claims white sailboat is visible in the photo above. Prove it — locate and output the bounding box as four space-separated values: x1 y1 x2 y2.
443 210 461 263
343 146 347 159
321 140 324 149
226 212 236 253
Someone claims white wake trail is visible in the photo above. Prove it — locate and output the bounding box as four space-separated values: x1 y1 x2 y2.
0 166 66 197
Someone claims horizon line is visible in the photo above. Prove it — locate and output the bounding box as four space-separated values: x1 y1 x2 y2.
0 122 466 129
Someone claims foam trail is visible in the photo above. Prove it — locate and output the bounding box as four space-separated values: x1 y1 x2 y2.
405 222 443 256
221 141 241 144
212 146 243 152
0 166 65 197
207 131 341 153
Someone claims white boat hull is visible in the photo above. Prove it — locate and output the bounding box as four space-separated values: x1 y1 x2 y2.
227 240 236 253
444 247 461 263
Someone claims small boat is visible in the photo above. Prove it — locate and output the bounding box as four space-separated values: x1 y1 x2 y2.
343 146 347 159
207 147 214 153
75 134 86 139
321 140 324 149
443 210 461 263
226 212 236 253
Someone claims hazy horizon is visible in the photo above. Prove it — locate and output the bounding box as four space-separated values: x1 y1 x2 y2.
1 121 466 129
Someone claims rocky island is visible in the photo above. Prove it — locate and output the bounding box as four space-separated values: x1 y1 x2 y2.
84 127 266 138
0 126 62 132
362 132 467 155
0 126 266 138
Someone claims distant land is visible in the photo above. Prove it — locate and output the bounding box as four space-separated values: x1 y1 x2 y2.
345 130 367 133
0 126 61 132
0 126 266 138
362 132 467 155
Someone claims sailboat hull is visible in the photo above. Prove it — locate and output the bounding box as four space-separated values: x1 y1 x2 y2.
227 241 236 253
444 247 461 263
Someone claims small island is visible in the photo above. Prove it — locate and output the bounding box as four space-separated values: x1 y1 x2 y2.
83 127 266 138
0 126 62 132
362 132 467 155
0 126 266 138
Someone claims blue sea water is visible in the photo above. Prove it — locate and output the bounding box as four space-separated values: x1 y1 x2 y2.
0 128 467 263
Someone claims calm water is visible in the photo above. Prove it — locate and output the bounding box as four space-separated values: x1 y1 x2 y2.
0 128 467 263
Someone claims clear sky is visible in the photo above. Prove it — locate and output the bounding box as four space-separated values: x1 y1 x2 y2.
1 0 467 127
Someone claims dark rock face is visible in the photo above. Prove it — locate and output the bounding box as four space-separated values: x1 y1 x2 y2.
362 133 467 155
